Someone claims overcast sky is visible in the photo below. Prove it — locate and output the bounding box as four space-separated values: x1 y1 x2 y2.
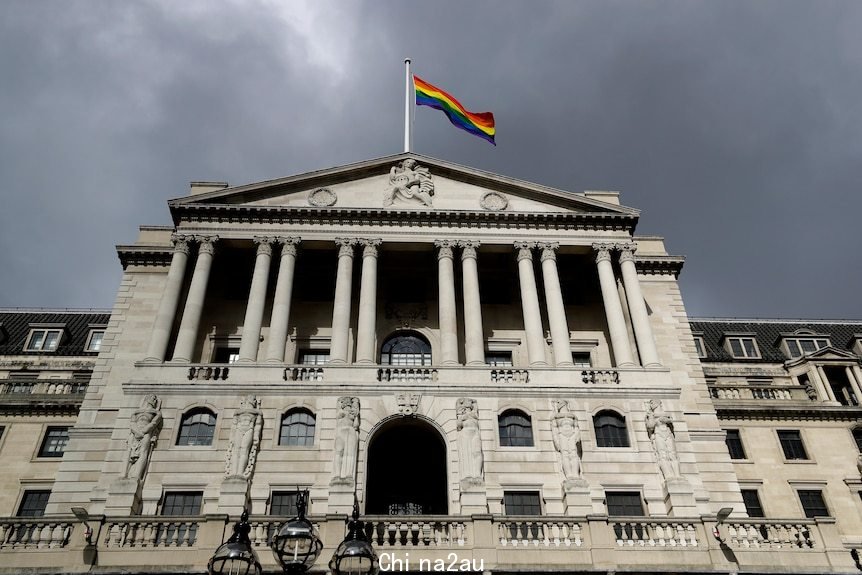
1 0 860 319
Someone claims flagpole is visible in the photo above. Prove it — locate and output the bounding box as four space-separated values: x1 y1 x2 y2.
404 58 412 153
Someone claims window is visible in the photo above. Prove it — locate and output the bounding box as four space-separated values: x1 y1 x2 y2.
724 429 746 459
213 347 239 364
693 336 707 358
503 491 541 515
380 332 432 366
594 410 630 447
270 491 301 516
160 491 202 545
17 490 51 517
741 489 765 518
279 409 315 446
176 409 216 446
778 430 808 460
298 350 329 365
38 426 69 458
725 336 760 359
498 410 533 447
485 351 513 367
572 352 592 368
606 492 645 516
853 428 862 452
784 337 830 359
85 330 105 352
25 329 62 352
798 490 829 518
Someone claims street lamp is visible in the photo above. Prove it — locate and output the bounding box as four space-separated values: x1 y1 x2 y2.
270 490 323 573
208 510 262 575
329 499 379 575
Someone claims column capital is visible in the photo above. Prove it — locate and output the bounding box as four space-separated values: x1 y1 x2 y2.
170 234 192 255
617 241 637 263
276 236 301 257
196 235 219 255
359 238 382 258
538 242 560 262
592 242 614 263
253 236 276 256
435 239 456 260
514 241 536 262
459 240 480 261
334 238 357 258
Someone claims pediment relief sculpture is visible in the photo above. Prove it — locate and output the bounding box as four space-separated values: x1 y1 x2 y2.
383 159 434 208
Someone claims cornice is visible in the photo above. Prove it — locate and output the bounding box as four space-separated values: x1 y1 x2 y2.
634 255 685 278
116 245 174 270
714 403 862 421
0 396 83 416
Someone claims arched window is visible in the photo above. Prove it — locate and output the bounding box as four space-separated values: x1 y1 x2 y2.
380 332 432 366
176 408 216 446
280 409 316 447
499 410 533 447
594 410 629 448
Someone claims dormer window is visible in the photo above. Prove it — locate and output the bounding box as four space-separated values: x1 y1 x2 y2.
724 336 760 359
693 335 707 358
85 329 106 352
24 328 64 352
783 337 830 359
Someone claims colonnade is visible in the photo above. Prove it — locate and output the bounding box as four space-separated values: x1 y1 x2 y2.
144 235 661 368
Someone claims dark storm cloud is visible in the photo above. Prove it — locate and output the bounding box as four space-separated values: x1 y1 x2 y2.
1 0 860 319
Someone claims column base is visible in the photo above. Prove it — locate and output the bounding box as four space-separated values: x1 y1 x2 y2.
616 361 636 368
326 359 348 365
235 357 256 364
170 357 191 364
264 358 285 364
555 361 574 368
441 360 460 366
354 359 376 365
141 357 164 364
529 361 549 367
219 477 250 515
466 360 486 366
644 362 663 368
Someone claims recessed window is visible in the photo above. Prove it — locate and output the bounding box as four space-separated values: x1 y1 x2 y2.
25 329 63 352
380 332 432 366
741 489 765 518
213 347 239 364
176 409 216 446
725 429 746 460
279 409 315 447
725 336 760 359
270 491 301 516
38 426 69 458
85 330 105 352
17 490 51 517
485 351 513 367
784 337 830 359
606 492 645 516
594 410 630 447
797 489 829 518
572 352 592 368
162 491 203 515
298 350 329 365
778 430 808 460
498 410 533 447
503 491 541 515
693 336 707 358
853 428 862 452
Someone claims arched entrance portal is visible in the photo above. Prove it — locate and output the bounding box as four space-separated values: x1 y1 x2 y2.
365 418 448 515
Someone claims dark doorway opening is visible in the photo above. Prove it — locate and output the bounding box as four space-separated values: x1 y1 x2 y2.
366 419 448 515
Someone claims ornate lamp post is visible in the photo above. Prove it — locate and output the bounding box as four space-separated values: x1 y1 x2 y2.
208 510 262 575
329 500 379 575
270 490 324 573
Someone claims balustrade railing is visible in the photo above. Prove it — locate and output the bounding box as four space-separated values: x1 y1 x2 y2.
725 520 815 549
581 370 619 385
104 518 200 548
284 367 324 382
611 519 698 547
0 519 72 549
378 368 438 383
187 366 229 381
497 518 583 547
709 385 801 401
0 380 88 396
364 517 466 548
490 369 530 384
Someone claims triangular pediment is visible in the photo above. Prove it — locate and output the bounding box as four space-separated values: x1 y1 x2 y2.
169 153 638 216
785 345 861 367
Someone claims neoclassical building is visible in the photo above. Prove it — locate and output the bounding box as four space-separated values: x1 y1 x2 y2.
1 153 860 574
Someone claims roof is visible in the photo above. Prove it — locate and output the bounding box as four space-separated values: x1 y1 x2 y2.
0 310 111 357
689 318 862 363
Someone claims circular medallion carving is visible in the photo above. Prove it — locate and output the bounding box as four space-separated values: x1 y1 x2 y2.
480 191 508 211
308 187 337 207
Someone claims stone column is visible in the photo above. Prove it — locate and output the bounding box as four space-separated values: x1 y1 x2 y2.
436 240 459 365
144 234 191 362
807 366 829 401
618 243 661 367
328 239 356 364
593 243 635 367
460 241 485 365
815 366 837 402
237 237 275 363
265 237 300 362
172 236 218 363
355 239 382 364
539 242 574 367
515 242 548 366
845 366 862 405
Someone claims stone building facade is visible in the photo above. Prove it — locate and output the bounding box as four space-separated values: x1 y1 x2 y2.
0 153 860 573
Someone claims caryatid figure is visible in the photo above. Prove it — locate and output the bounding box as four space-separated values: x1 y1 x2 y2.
645 399 681 481
456 398 484 486
122 394 163 481
551 400 583 480
331 397 360 485
225 395 263 479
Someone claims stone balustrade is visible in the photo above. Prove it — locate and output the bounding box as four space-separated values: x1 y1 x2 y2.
0 519 73 549
0 380 88 396
187 366 229 381
725 520 815 549
490 369 530 384
708 384 809 401
104 517 201 548
283 367 324 382
377 367 439 383
363 516 467 548
497 517 583 547
611 519 699 547
581 370 620 385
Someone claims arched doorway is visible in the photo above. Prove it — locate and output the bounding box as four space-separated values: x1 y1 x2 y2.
365 418 448 515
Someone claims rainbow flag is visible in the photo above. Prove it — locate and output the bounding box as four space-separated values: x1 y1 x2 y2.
414 75 495 145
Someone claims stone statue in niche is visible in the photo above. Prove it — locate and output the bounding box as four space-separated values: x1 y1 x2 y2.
383 158 434 207
122 394 163 481
551 400 583 481
225 395 263 479
645 399 681 481
456 397 484 486
331 397 360 485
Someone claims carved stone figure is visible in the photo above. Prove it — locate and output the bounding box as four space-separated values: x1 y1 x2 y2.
122 394 163 481
645 399 681 481
396 393 421 416
225 395 263 479
383 159 434 207
331 397 360 485
551 400 582 480
456 398 484 486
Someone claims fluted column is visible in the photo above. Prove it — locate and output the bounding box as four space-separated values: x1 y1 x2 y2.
618 243 661 367
593 243 635 367
851 366 862 405
355 239 382 364
844 366 862 405
460 241 485 365
237 237 275 362
816 365 837 402
539 243 574 367
515 242 548 366
172 235 218 362
328 238 356 364
265 237 300 362
144 234 191 362
436 240 459 365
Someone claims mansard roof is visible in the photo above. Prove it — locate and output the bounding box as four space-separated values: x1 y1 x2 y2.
690 318 862 363
0 309 111 357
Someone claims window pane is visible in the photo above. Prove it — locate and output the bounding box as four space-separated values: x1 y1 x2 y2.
27 330 46 351
280 410 316 446
299 351 329 365
87 331 104 352
778 430 808 460
177 410 216 446
503 492 541 515
44 331 60 351
798 490 828 518
499 411 533 447
606 492 644 516
271 491 300 516
694 338 706 358
381 334 432 366
594 412 629 447
800 340 816 353
486 352 513 367
786 341 801 357
741 490 764 518
725 430 746 459
39 427 69 457
17 490 51 517
572 352 592 367
162 492 203 515
729 339 744 357
742 338 757 357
